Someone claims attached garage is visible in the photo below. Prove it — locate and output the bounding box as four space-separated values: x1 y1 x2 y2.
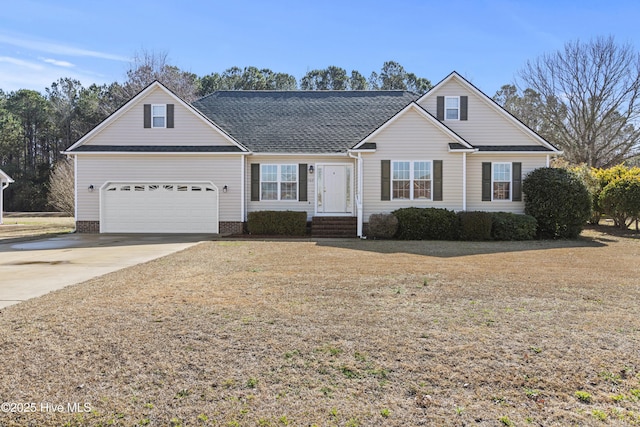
100 182 218 233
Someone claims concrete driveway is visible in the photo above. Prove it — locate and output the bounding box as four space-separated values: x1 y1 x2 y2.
0 233 211 309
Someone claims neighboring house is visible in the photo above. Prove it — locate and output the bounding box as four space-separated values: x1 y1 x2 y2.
64 71 561 236
0 168 14 225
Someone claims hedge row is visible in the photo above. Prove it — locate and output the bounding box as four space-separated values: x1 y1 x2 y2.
247 210 307 235
370 208 537 240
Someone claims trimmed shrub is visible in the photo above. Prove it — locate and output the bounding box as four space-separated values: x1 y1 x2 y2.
491 212 537 240
458 211 493 241
367 213 399 239
523 167 591 239
247 210 307 235
392 207 459 240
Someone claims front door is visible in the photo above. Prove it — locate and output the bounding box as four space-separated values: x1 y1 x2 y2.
317 164 352 214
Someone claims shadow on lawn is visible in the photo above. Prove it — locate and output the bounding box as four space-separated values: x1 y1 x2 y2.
314 234 607 258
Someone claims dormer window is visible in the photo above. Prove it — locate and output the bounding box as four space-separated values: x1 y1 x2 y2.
436 96 468 121
445 97 459 120
152 105 166 128
143 104 175 128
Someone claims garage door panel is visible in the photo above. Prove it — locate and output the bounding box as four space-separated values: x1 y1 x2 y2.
101 182 218 233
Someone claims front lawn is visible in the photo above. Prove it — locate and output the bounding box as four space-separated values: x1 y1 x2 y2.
1 229 639 426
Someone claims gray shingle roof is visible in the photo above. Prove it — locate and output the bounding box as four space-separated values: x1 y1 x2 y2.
192 91 419 153
474 145 554 152
71 145 244 153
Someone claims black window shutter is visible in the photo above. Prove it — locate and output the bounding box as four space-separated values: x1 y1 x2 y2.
251 164 260 201
433 160 443 201
460 96 468 121
166 104 174 128
436 96 444 120
381 160 391 201
482 162 492 201
298 164 307 201
512 162 522 201
143 104 151 128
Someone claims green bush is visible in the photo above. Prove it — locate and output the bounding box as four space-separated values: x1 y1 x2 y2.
458 211 493 240
392 207 459 240
523 168 591 239
367 213 399 239
491 212 537 240
599 174 640 230
247 211 307 235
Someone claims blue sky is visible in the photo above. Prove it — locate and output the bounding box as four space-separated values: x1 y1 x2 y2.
1 0 638 96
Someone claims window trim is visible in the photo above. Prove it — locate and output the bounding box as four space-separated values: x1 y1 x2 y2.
391 160 433 201
151 104 166 128
491 162 512 201
260 164 298 201
444 96 460 121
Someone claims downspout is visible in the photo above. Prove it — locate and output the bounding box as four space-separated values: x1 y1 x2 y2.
546 155 550 167
240 155 246 223
462 152 467 211
73 154 78 226
348 151 364 238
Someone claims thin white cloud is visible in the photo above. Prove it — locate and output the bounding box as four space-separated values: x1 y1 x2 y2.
0 33 129 62
42 58 75 68
0 56 43 70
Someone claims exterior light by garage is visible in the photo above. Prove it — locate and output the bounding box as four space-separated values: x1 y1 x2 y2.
88 184 94 192
223 185 228 193
308 165 314 174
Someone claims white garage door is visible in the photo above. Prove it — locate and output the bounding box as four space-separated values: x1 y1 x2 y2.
101 182 218 233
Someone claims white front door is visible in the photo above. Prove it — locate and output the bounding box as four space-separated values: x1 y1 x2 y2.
317 164 352 214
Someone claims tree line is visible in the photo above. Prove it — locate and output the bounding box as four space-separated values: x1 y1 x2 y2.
2 37 640 213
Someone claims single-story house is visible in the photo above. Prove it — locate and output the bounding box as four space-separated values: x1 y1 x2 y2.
0 168 14 225
63 71 561 236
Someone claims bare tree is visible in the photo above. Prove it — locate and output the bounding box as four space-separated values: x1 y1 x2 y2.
117 49 200 102
519 36 640 167
48 157 74 215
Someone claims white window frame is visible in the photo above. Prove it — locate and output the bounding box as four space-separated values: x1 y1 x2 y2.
492 162 512 201
151 104 166 128
445 96 460 120
260 164 298 201
391 160 433 201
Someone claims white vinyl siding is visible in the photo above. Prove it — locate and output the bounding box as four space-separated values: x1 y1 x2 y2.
84 87 236 147
361 108 464 221
419 78 544 147
466 155 547 212
75 154 243 222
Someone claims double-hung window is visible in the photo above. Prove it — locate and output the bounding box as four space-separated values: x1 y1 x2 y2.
445 96 459 120
261 164 297 200
392 161 432 200
152 104 166 128
492 162 511 200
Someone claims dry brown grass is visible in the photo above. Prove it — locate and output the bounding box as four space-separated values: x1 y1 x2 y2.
1 229 639 426
0 216 75 241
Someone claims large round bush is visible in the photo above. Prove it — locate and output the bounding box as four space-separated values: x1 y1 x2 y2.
523 167 591 238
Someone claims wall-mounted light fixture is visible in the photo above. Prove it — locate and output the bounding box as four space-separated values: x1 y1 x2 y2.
88 184 94 192
308 165 314 174
223 185 228 193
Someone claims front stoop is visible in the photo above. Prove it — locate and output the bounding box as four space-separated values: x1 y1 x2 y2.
311 216 357 238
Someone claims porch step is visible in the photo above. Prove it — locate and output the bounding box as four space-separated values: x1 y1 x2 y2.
311 216 357 238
